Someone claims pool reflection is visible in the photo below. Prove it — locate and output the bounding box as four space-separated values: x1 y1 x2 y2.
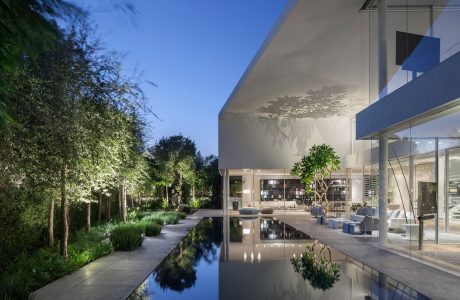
128 217 430 300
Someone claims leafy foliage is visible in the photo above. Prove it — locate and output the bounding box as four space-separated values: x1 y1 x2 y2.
0 0 83 131
291 144 340 213
148 135 196 206
0 226 113 297
291 243 341 291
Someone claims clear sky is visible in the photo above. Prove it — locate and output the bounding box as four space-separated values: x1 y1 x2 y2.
72 0 288 156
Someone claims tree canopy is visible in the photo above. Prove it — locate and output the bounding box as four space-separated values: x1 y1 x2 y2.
291 144 340 214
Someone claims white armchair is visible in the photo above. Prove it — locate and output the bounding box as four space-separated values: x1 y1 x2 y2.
388 209 415 232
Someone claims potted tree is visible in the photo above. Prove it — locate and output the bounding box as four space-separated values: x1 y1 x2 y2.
291 144 340 217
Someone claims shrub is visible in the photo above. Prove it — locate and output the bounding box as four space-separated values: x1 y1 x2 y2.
189 198 202 209
110 223 144 251
0 226 114 297
140 211 185 225
0 282 31 300
144 222 162 237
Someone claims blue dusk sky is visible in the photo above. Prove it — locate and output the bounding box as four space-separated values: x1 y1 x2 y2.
72 0 288 156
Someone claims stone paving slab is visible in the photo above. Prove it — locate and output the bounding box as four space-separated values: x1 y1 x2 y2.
278 214 460 300
33 209 223 300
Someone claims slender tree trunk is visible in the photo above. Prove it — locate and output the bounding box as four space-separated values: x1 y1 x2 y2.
130 194 134 208
86 202 91 232
48 198 55 248
105 194 109 220
165 185 169 205
120 183 127 222
107 194 111 220
118 185 122 219
60 165 68 258
98 193 102 223
192 184 195 200
178 173 183 205
123 184 127 220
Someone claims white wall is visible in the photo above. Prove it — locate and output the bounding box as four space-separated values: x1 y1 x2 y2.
219 116 354 170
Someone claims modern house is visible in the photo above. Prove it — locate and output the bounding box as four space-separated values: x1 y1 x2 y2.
219 0 460 264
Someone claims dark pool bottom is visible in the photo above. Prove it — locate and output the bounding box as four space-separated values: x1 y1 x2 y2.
128 217 430 300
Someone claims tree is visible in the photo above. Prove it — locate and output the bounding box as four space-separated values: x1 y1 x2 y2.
291 144 340 215
0 0 83 131
0 25 150 257
150 135 196 207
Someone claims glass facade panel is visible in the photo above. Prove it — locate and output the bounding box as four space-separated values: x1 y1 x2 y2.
365 2 460 99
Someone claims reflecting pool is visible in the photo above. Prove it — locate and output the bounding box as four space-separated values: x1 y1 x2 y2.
128 217 430 300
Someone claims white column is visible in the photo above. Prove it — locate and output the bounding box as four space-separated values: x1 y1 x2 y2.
378 0 389 247
222 169 229 215
378 0 388 98
379 137 388 246
346 168 351 213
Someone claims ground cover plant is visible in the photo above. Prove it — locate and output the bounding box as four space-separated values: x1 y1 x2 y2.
0 226 113 299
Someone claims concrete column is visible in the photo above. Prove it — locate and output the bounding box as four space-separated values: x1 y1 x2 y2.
377 0 389 247
435 138 439 244
409 154 415 217
346 168 351 213
379 137 388 247
445 149 449 233
222 169 229 215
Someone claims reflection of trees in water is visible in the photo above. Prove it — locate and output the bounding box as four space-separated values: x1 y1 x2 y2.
154 218 222 292
128 280 150 300
256 85 361 119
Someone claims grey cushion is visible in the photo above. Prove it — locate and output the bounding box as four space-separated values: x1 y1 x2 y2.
239 207 260 215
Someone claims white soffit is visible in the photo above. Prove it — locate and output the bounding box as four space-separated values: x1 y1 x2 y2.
220 0 366 120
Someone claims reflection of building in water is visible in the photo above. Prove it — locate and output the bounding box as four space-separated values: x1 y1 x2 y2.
219 217 419 300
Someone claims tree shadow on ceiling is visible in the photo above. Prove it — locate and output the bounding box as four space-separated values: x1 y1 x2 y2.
221 85 362 155
256 85 361 119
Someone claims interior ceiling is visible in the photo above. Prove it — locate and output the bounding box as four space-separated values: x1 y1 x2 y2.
220 0 365 119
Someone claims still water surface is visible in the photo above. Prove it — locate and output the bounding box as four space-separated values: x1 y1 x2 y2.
128 217 430 300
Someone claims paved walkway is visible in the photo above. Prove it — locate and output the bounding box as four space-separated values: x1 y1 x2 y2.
33 209 223 300
277 214 460 300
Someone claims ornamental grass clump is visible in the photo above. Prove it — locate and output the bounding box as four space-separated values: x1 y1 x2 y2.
144 222 162 237
110 223 144 251
141 211 186 225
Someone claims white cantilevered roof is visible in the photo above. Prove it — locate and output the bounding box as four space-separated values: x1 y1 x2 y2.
219 0 367 120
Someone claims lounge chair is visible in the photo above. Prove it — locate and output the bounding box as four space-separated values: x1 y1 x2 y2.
388 209 415 233
310 206 324 218
239 207 260 216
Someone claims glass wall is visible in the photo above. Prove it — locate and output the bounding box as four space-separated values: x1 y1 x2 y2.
360 105 460 265
225 169 307 213
363 2 460 102
225 169 351 214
